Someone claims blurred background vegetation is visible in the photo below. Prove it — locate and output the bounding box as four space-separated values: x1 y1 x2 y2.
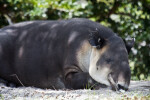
0 0 149 80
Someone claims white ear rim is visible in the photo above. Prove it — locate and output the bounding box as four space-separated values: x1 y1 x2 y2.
98 38 101 43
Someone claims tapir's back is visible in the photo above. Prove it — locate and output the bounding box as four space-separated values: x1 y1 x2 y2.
0 20 70 88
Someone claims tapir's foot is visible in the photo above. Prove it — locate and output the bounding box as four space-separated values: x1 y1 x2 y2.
0 78 8 86
0 78 17 88
7 82 16 88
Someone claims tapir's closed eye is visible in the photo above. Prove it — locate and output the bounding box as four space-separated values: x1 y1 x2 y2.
105 58 113 64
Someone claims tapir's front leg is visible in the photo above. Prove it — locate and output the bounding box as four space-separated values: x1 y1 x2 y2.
64 65 98 89
65 72 96 89
66 72 96 89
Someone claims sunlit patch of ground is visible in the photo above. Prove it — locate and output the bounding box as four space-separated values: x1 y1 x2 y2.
0 81 149 100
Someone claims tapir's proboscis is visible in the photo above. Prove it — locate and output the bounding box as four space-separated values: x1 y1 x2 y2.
0 18 134 91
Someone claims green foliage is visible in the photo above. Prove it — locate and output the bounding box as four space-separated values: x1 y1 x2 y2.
85 82 98 90
0 94 4 100
0 0 149 80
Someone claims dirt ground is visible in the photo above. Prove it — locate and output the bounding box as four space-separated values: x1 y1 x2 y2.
0 81 150 100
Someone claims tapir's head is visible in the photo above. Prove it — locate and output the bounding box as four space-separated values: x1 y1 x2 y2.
88 29 134 91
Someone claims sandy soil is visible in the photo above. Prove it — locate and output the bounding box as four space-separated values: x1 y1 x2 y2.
0 81 150 100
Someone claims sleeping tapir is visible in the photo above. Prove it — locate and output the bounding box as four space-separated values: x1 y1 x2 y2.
0 18 134 90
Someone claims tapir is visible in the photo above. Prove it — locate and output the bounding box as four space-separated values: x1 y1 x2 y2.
0 18 134 90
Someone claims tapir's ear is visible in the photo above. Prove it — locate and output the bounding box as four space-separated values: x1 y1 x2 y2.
88 29 104 49
124 38 135 54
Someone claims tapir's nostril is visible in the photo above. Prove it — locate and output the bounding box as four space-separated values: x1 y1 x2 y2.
118 84 128 91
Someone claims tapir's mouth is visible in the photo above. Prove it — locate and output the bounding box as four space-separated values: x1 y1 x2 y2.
107 74 118 91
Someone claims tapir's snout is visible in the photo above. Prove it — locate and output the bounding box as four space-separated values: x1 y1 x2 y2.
108 71 130 91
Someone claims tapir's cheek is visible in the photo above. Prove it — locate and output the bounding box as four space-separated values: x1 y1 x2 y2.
89 66 111 86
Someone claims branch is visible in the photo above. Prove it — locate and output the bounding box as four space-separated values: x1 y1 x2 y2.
114 13 132 17
107 0 120 18
4 14 13 25
10 74 25 87
95 0 121 22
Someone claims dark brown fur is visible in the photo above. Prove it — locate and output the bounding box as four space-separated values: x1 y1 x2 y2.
0 18 133 90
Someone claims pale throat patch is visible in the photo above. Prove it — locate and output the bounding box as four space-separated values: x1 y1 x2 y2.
77 40 111 86
89 47 111 86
